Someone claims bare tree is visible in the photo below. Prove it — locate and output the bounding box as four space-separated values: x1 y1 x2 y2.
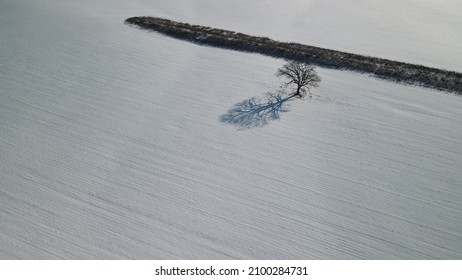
276 62 321 98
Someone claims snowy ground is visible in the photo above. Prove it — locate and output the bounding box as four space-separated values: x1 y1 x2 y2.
1 0 461 259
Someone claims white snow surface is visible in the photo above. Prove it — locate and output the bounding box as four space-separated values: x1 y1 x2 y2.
1 0 462 259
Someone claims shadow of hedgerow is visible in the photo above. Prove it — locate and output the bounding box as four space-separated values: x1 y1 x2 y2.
220 91 296 130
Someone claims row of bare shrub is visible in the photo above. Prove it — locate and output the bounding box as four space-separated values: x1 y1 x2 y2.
125 17 462 95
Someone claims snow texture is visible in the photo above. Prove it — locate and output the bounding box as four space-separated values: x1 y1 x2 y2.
1 0 462 259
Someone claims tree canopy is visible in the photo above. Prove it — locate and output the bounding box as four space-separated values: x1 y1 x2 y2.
276 62 321 98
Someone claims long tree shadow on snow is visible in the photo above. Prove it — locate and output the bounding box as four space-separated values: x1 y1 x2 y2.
220 92 296 130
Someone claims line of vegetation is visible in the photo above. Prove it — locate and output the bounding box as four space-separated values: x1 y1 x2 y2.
125 16 462 95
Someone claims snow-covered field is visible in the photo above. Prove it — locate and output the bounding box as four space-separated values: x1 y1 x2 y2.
1 0 461 259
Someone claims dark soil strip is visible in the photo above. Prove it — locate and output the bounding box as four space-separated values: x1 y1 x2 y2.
125 16 462 95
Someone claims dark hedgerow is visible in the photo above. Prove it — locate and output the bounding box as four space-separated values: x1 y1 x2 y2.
125 16 462 95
